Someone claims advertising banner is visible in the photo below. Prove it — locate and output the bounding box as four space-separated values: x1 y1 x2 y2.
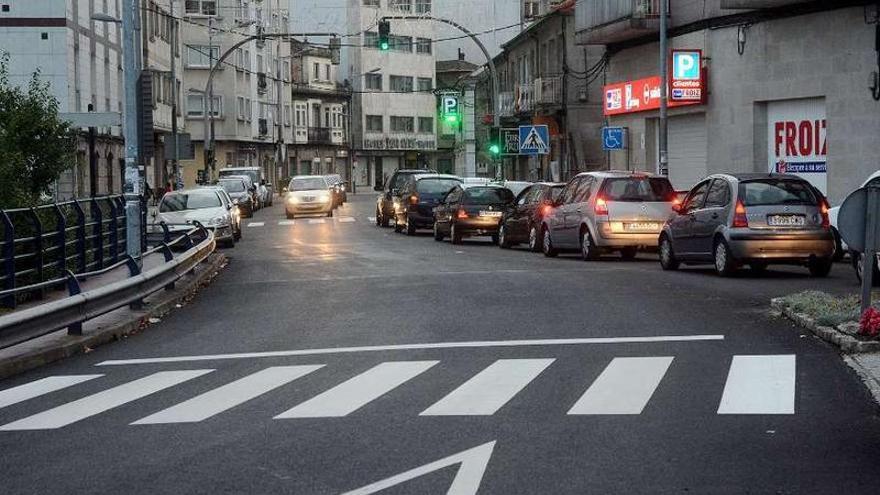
767 98 827 193
603 76 702 116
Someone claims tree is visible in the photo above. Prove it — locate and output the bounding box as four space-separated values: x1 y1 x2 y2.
0 53 76 208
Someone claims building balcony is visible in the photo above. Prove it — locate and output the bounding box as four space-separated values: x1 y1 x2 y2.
720 0 811 8
576 0 668 45
534 76 563 106
306 127 346 146
499 83 535 117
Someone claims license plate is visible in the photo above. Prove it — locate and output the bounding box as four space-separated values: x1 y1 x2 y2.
624 222 660 231
304 197 315 202
767 215 805 227
480 211 502 217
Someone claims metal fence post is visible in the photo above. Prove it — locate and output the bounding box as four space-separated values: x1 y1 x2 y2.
124 255 145 310
52 204 66 285
64 270 83 335
28 208 45 300
107 197 119 264
91 198 103 270
160 242 175 290
72 200 87 273
0 210 15 309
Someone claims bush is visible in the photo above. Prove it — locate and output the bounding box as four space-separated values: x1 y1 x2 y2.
780 291 860 326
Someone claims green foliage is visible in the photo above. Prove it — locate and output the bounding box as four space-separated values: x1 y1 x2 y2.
0 53 76 208
780 290 861 326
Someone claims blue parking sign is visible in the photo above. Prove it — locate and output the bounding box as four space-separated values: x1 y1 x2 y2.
602 127 626 151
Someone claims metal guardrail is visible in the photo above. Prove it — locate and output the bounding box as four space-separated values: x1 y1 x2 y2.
0 224 215 350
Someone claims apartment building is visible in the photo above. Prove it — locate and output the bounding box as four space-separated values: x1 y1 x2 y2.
0 0 183 198
577 0 880 201
179 0 291 188
347 0 437 190
288 40 351 179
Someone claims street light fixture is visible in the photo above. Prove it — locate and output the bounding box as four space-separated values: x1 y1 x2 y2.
91 13 121 23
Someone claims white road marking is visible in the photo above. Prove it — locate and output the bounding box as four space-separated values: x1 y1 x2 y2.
337 217 356 223
247 222 265 227
96 335 724 366
342 441 496 495
278 220 295 226
132 366 323 425
421 359 554 416
308 218 326 224
0 375 103 410
0 370 212 431
276 361 438 418
717 355 795 414
367 216 377 222
568 357 673 415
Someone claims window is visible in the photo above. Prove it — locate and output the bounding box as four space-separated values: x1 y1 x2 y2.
324 107 331 127
739 179 818 207
559 178 582 204
364 31 379 49
683 180 711 212
244 50 251 70
390 75 413 92
390 0 411 12
245 98 252 121
416 38 432 54
418 117 433 133
705 179 731 208
313 62 320 80
415 0 431 13
185 45 219 68
257 54 264 73
237 96 246 120
417 77 432 92
366 115 383 132
186 94 203 117
573 177 594 203
363 0 379 6
390 116 414 133
235 48 244 71
325 64 331 81
365 73 382 91
284 105 291 126
390 35 412 53
185 0 216 16
601 177 675 202
524 1 538 18
283 61 290 81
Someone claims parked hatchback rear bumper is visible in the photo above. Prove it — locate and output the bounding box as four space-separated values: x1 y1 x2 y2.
728 231 834 260
596 223 662 248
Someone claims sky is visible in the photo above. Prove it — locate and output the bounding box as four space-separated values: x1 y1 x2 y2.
289 0 522 64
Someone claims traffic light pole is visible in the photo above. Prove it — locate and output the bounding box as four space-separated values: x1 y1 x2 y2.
122 0 142 264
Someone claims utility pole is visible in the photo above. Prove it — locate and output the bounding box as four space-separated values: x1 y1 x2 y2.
658 0 669 176
170 0 180 189
87 103 98 196
275 40 285 188
203 17 215 183
122 0 142 262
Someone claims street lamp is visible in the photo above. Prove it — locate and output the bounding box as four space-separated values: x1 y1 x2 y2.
91 13 121 23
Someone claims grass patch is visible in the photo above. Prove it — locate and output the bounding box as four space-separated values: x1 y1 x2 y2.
778 290 861 327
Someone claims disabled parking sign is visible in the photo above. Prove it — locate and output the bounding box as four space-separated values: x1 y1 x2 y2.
602 127 626 151
519 125 549 155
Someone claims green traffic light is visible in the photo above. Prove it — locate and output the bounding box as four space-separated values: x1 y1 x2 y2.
489 144 501 155
380 41 389 50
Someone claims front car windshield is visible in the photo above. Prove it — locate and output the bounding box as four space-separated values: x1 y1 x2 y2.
290 178 327 191
218 180 245 193
159 191 221 212
740 179 818 206
465 187 514 205
417 179 461 194
602 177 675 202
549 185 564 202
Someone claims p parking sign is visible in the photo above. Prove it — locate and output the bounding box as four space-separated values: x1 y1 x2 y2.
670 50 703 102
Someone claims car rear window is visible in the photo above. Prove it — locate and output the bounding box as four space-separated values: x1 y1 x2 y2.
290 178 327 191
739 179 818 206
218 180 245 193
549 186 564 201
417 178 461 194
159 191 221 212
465 187 514 205
601 177 675 202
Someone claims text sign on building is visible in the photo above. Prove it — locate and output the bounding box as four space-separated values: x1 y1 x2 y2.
602 127 626 151
603 66 705 117
519 125 550 155
767 97 827 194
670 50 703 102
501 128 520 155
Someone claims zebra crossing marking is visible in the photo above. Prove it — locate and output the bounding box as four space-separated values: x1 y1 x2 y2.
421 359 554 416
308 218 326 224
276 361 438 419
247 222 265 227
0 370 212 431
0 375 103 410
367 216 377 222
337 217 356 223
133 365 323 425
568 357 673 415
278 220 295 226
717 355 795 415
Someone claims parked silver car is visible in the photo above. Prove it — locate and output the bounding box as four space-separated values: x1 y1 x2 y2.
156 188 237 248
659 173 834 277
540 171 677 260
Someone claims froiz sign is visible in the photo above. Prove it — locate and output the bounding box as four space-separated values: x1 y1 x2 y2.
603 50 705 116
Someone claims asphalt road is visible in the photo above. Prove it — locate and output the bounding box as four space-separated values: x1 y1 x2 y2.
2 193 880 494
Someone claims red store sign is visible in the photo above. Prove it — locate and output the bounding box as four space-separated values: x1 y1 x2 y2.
603 51 706 116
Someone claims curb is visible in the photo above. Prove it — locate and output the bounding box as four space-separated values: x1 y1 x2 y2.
771 298 880 354
0 252 227 381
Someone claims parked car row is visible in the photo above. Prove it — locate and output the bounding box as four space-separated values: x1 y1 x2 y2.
154 186 243 249
377 169 842 279
216 167 275 217
283 174 349 219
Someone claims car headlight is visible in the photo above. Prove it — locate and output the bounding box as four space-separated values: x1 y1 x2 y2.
318 192 331 203
288 195 300 204
208 216 228 227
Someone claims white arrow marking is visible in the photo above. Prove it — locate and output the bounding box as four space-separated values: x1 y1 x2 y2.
342 441 496 495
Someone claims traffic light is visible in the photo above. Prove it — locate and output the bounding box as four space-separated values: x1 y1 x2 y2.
378 20 390 51
488 127 501 157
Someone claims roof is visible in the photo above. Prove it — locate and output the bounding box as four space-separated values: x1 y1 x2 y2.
413 174 462 181
436 59 480 74
500 1 573 51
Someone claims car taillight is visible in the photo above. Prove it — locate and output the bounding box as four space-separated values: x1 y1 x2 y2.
733 200 749 228
409 194 419 205
540 204 552 217
457 208 469 219
820 198 830 228
594 197 609 216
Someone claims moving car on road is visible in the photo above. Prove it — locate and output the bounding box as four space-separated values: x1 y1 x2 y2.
498 182 564 250
433 184 515 244
286 176 334 219
659 173 834 277
217 177 255 218
393 174 462 235
375 168 434 227
219 167 273 207
541 171 677 260
157 187 237 248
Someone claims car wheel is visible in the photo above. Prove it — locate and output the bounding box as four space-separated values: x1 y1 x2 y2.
542 227 558 258
713 239 738 277
234 228 241 241
620 246 638 260
659 235 679 271
433 222 444 241
580 228 599 261
405 217 417 236
528 225 540 252
498 224 511 249
393 218 403 233
808 257 833 277
451 223 463 244
222 238 235 249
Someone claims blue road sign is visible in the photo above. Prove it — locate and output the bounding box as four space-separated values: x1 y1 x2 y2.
602 126 626 151
519 125 550 155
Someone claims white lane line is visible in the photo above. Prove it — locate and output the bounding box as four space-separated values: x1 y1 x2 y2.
0 375 104 410
278 220 295 226
308 218 326 224
132 366 323 425
367 216 377 222
421 359 554 416
0 370 212 431
717 355 795 415
276 361 438 418
96 335 724 366
567 357 673 415
337 217 356 223
247 222 265 227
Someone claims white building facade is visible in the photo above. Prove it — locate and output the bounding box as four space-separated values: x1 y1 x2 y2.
347 0 437 190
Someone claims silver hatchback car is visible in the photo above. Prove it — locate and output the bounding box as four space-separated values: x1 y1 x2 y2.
540 171 677 260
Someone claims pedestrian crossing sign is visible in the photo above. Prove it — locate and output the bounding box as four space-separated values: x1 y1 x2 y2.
518 125 550 155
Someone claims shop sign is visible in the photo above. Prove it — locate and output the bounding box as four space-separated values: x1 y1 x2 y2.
670 50 703 102
603 76 702 116
363 136 437 151
767 98 827 193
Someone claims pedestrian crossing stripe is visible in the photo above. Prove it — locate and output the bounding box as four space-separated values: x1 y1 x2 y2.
247 222 265 227
337 217 356 223
0 355 796 430
308 218 326 224
278 220 296 226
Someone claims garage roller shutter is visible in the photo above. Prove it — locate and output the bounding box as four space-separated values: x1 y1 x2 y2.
667 113 707 190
